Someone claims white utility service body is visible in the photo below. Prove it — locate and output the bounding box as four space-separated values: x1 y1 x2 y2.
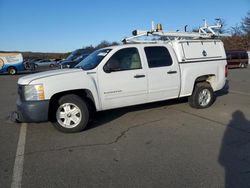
15 21 228 132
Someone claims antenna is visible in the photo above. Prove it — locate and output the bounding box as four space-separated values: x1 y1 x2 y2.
184 25 188 32
151 21 155 31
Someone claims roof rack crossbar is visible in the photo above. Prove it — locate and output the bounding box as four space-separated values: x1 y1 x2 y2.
123 19 230 44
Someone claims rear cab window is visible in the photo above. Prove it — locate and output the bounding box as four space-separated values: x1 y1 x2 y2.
240 52 248 59
144 46 173 68
231 53 239 60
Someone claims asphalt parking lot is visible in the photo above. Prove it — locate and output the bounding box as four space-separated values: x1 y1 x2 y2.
0 68 250 188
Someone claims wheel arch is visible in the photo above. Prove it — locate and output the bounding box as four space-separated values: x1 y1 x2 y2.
48 89 96 121
191 74 216 94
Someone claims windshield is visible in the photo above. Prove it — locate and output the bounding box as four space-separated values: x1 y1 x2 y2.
66 50 81 61
76 49 112 70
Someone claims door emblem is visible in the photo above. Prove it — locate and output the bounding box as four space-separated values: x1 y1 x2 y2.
202 50 207 57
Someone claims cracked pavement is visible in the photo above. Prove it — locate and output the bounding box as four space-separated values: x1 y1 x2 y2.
1 68 250 188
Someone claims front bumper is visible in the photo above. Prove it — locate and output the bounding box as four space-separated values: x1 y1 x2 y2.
16 98 49 123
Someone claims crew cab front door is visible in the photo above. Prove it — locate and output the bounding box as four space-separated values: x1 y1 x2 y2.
98 47 147 110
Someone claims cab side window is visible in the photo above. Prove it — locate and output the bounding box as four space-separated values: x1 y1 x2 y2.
104 48 142 72
241 52 248 59
231 53 239 60
144 46 173 68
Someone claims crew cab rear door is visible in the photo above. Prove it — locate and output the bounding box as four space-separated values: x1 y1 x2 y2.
98 47 147 110
143 46 180 102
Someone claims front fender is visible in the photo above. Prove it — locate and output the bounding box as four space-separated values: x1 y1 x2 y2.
30 71 101 110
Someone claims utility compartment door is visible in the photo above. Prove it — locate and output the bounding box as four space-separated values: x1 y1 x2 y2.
181 40 224 60
144 46 181 102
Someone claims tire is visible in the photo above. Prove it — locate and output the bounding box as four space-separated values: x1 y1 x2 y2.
31 63 36 71
240 63 245 68
49 64 55 68
8 67 17 75
53 94 89 133
188 82 215 109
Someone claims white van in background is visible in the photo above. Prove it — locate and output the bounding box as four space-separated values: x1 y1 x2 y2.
0 53 25 75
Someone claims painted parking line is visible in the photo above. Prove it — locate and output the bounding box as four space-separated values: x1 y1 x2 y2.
11 123 27 188
230 90 250 96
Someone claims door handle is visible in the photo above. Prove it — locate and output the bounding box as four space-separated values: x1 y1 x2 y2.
134 74 145 78
167 71 177 74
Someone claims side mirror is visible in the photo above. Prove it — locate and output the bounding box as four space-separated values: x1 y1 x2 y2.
104 59 120 73
103 65 111 73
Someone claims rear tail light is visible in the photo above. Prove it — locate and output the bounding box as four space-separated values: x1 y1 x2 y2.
225 65 228 77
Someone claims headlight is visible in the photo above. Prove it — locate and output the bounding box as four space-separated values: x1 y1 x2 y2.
24 84 45 101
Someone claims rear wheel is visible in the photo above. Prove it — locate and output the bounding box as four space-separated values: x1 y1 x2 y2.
243 63 247 68
188 82 215 109
240 63 245 68
8 67 17 75
53 94 89 133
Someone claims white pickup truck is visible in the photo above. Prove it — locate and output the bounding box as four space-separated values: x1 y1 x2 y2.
16 40 227 132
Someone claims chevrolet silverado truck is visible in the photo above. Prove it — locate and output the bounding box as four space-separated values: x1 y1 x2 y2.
15 40 227 132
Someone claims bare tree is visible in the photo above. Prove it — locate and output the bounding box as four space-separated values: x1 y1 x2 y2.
216 19 228 34
241 10 250 34
231 24 243 36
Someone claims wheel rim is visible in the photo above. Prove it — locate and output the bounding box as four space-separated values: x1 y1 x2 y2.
56 103 82 128
198 89 211 107
9 68 16 75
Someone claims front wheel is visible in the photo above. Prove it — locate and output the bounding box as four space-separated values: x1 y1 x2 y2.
188 82 215 109
53 94 89 133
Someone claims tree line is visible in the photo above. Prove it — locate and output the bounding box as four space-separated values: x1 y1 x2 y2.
0 41 120 60
1 41 119 60
222 10 250 51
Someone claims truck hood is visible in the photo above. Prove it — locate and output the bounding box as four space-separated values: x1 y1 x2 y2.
18 68 83 85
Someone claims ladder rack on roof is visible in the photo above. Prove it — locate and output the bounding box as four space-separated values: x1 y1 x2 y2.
122 19 230 44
